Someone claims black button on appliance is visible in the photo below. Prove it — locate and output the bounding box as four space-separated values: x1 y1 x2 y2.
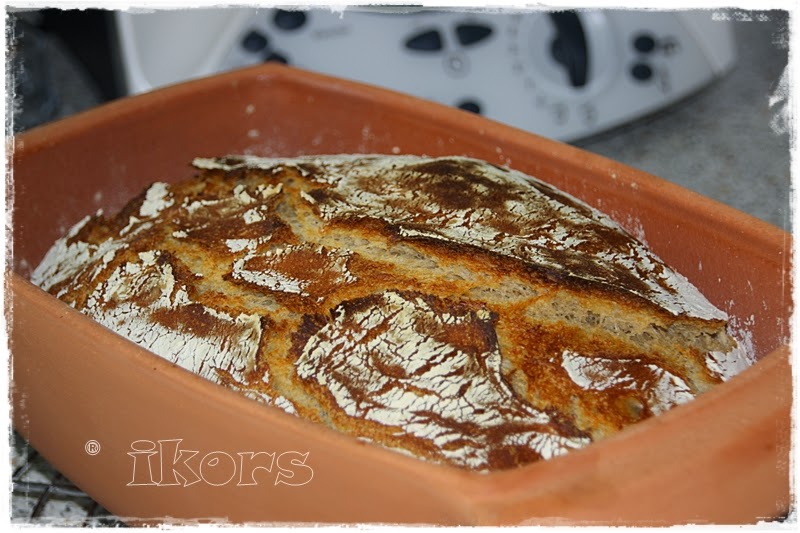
456 100 482 114
633 33 656 53
455 23 493 46
242 30 268 53
631 63 653 81
274 9 307 31
405 29 444 52
264 52 289 64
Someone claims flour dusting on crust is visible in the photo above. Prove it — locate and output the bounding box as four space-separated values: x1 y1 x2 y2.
31 154 750 472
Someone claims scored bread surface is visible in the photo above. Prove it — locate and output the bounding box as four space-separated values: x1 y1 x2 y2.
32 155 750 471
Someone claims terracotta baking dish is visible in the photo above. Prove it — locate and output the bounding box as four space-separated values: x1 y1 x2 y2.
8 64 792 525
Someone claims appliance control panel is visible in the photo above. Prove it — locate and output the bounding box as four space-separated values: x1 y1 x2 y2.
116 8 736 141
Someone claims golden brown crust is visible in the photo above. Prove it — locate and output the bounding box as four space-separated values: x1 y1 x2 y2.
31 154 747 472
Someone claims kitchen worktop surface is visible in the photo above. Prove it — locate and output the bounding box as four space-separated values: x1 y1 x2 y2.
576 10 791 233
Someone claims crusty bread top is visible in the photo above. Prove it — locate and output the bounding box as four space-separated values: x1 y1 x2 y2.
31 155 746 471
194 155 727 322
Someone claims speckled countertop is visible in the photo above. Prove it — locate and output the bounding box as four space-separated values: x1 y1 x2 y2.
576 11 792 232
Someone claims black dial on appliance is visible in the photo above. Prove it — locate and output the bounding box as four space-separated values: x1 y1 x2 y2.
548 11 589 88
273 9 307 31
405 29 444 52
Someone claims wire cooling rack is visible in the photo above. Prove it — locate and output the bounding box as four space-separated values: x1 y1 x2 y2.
10 431 126 527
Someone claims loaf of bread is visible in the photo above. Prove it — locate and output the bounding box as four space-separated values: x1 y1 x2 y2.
32 155 750 471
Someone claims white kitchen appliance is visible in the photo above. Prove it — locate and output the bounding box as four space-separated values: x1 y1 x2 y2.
114 7 736 141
